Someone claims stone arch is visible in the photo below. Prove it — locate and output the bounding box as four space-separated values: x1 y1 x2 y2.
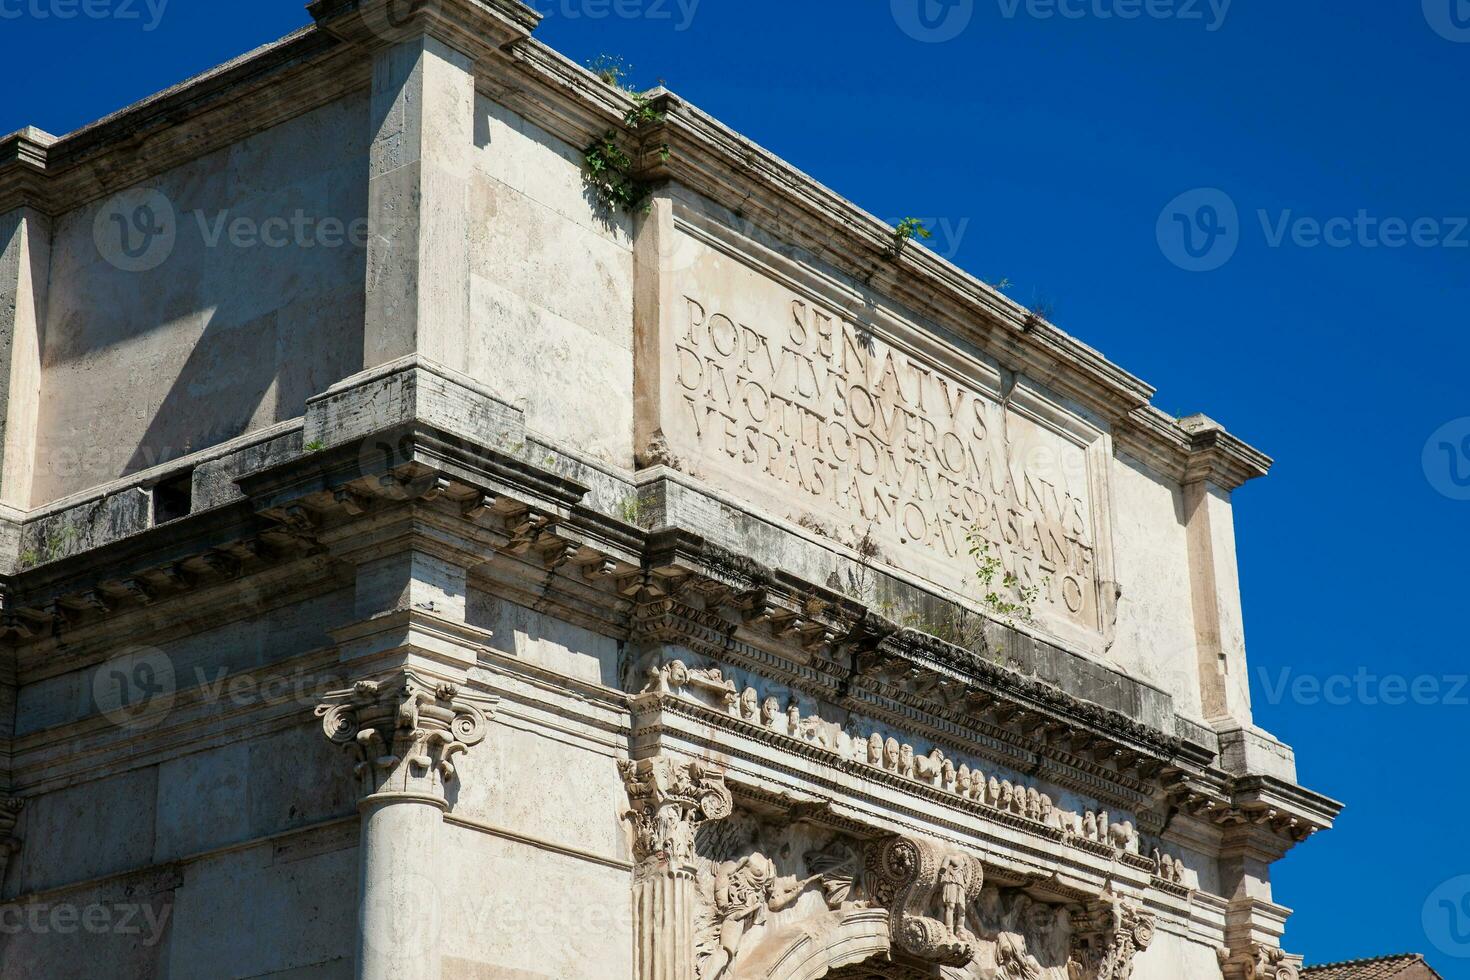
732 907 892 980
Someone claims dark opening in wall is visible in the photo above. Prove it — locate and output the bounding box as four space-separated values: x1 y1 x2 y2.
153 470 194 525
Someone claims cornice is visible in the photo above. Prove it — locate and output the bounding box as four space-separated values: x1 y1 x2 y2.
307 0 541 55
1 2 1269 486
0 26 362 216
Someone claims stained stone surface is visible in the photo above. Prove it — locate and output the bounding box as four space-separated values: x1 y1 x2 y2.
0 3 1340 979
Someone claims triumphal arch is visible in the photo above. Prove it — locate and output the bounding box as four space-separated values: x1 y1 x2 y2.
0 1 1338 977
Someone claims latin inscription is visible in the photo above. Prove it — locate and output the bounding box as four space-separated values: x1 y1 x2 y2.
670 288 1100 628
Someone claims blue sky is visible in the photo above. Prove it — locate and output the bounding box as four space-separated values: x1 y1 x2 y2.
5 0 1469 973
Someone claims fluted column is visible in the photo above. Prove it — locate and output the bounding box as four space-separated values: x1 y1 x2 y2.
318 671 498 980
619 757 733 980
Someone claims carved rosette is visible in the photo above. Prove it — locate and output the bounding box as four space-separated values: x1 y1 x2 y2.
1219 944 1301 980
864 835 985 968
315 671 498 805
619 757 733 873
1068 893 1155 980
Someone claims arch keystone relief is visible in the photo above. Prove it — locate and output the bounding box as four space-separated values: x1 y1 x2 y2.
636 209 1117 650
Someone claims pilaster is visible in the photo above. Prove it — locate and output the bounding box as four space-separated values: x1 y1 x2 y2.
363 30 475 370
619 756 733 980
0 205 48 513
1182 416 1256 727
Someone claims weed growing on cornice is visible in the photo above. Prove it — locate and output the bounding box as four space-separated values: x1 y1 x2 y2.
582 55 670 216
18 524 79 570
889 217 933 259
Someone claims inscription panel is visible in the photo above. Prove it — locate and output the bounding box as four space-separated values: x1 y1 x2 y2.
642 209 1113 646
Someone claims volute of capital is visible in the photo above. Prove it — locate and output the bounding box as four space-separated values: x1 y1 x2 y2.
315 671 498 804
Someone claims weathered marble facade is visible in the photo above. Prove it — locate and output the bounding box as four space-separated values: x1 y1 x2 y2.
0 1 1340 978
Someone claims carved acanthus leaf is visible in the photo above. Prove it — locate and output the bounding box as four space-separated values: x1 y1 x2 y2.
315 671 498 802
1067 890 1155 980
619 757 733 870
1219 944 1301 980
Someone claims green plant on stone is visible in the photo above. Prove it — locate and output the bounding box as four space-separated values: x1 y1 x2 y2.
304 440 326 453
966 528 1042 625
890 217 933 258
587 54 633 88
618 494 642 525
582 56 670 216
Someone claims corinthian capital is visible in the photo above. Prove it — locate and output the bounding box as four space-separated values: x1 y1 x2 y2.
618 756 732 871
1068 890 1155 980
1219 944 1301 980
316 671 498 805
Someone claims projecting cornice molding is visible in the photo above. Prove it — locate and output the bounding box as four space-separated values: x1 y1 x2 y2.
307 0 541 53
0 0 1267 483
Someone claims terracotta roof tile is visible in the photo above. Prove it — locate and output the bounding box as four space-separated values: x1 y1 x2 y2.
1302 954 1442 980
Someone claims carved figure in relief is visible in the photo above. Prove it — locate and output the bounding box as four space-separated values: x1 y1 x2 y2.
705 853 819 980
1107 821 1137 853
939 855 969 934
739 687 759 722
915 747 945 784
1152 849 1186 884
868 733 884 765
646 660 738 711
899 743 916 778
885 738 902 772
786 698 801 733
760 697 780 729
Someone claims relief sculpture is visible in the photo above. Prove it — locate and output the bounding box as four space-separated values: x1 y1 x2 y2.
676 808 1153 980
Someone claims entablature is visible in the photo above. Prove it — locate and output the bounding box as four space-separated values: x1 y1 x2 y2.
0 404 1337 857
